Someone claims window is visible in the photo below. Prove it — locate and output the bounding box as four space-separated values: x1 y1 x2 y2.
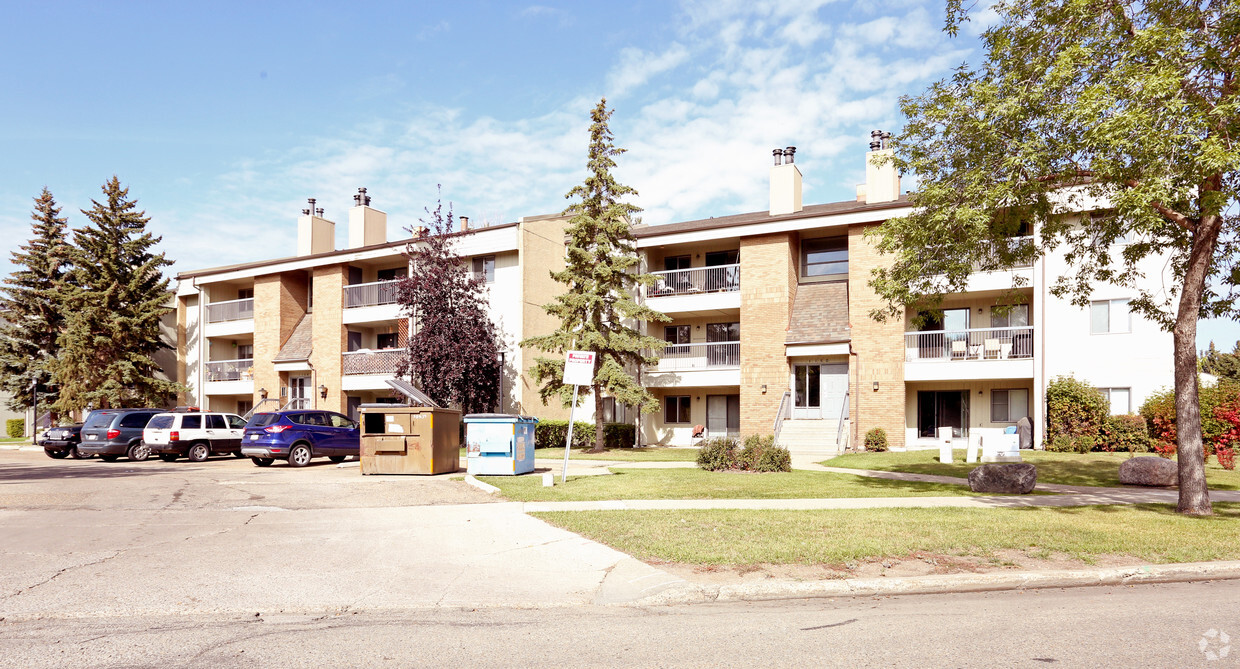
181 415 202 429
664 396 691 424
991 304 1029 328
472 256 495 283
119 412 156 428
237 344 254 360
237 288 254 300
329 413 356 429
663 255 690 271
377 333 399 349
991 389 1029 423
377 267 407 281
347 331 362 352
228 414 248 429
1090 299 1131 334
206 414 227 430
1099 387 1131 415
801 237 848 280
664 325 690 357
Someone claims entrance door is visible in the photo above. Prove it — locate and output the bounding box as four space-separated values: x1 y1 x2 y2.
917 390 969 439
289 375 310 409
706 395 740 438
820 364 848 422
792 364 847 419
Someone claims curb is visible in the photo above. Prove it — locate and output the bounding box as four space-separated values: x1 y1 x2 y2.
464 475 500 494
630 560 1240 606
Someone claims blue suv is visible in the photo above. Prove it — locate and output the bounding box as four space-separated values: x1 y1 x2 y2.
241 410 360 467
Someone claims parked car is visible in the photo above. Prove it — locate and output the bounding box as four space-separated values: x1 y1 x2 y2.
77 409 163 461
40 423 91 459
241 410 360 467
143 411 249 462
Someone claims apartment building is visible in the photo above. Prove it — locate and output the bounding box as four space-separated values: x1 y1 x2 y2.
632 139 1173 455
174 190 571 420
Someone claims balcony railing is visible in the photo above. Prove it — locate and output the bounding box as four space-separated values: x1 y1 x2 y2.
976 236 1034 270
206 298 254 323
654 342 740 371
342 348 406 375
649 263 740 297
344 280 399 309
205 358 254 382
904 327 1034 362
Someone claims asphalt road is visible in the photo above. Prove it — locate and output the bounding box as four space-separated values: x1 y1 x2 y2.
3 449 1239 667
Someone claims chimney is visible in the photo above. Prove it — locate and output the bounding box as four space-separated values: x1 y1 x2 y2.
863 130 900 204
297 198 336 256
460 216 470 232
769 145 802 216
347 187 388 249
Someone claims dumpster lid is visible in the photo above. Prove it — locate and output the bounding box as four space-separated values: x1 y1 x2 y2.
464 413 538 422
385 379 440 408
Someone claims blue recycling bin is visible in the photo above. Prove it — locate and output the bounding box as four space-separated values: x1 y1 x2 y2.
464 414 538 476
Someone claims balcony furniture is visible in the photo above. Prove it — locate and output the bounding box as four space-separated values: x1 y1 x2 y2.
950 340 967 360
983 338 1001 359
241 367 254 381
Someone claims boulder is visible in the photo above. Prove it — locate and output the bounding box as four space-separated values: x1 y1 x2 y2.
1119 457 1178 487
968 463 1037 494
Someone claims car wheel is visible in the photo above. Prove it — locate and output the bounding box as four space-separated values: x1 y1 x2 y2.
251 457 274 467
70 446 92 459
288 444 312 467
45 449 70 459
328 455 346 463
99 455 119 462
186 443 210 463
128 443 151 462
158 453 178 462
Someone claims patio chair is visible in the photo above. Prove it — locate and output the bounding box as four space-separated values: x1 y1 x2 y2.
983 338 1001 359
950 340 968 360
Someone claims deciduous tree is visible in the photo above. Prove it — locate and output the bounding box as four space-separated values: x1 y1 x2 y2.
522 98 668 452
870 1 1239 515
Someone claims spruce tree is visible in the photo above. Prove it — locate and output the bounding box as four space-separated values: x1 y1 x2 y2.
50 177 181 413
0 188 71 415
395 196 502 413
522 98 668 452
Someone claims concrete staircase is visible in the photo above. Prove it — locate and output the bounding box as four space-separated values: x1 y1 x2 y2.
776 419 848 460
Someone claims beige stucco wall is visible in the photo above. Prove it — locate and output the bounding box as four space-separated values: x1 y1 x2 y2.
518 215 573 421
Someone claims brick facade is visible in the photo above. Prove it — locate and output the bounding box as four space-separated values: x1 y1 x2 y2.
739 232 797 436
310 265 347 412
846 224 906 449
252 272 308 409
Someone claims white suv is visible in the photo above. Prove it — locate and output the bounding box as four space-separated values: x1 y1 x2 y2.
143 412 248 462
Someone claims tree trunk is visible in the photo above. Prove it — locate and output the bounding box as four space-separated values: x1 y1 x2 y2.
1172 212 1221 516
589 382 606 452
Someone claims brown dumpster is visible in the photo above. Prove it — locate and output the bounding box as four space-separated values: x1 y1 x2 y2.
359 405 460 475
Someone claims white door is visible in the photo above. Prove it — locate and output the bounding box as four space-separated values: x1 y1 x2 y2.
289 376 310 409
821 364 849 422
792 364 821 419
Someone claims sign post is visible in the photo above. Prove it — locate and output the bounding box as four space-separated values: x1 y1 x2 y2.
560 350 595 484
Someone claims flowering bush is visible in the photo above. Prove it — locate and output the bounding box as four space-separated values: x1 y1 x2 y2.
1218 447 1236 470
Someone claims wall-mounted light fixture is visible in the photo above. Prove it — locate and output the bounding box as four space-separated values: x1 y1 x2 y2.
978 307 984 313
319 384 328 399
761 384 767 394
259 388 268 400
873 381 880 392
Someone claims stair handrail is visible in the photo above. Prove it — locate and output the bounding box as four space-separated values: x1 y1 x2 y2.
772 390 792 445
242 397 280 420
836 390 850 450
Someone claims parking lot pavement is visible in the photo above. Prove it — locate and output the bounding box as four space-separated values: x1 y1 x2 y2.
0 450 688 618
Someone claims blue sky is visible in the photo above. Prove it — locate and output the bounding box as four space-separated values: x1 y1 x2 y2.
1 0 1236 349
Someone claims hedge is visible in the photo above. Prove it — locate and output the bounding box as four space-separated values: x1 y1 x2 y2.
534 420 635 449
6 418 23 439
1045 375 1109 452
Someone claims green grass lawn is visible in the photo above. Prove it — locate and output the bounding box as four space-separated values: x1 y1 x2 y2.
823 449 1240 490
533 503 1240 566
480 467 1012 502
457 446 698 462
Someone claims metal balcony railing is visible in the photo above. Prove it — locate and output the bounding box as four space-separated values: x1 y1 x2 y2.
649 263 740 297
342 348 406 375
205 298 254 323
904 326 1035 362
344 280 399 308
205 358 254 382
654 342 740 371
976 235 1034 270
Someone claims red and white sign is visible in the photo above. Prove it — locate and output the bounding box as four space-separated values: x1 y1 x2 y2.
562 350 596 386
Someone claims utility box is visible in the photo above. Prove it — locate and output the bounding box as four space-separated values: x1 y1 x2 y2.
464 414 537 476
359 405 461 475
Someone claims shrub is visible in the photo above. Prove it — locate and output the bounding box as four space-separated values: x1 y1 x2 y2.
1141 380 1240 450
1045 375 1108 450
696 437 739 471
1100 414 1150 453
1153 441 1176 459
1218 447 1236 470
752 444 792 472
534 420 635 450
6 418 23 439
863 428 889 452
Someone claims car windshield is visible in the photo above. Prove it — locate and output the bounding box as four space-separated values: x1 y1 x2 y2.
83 412 116 429
247 413 280 428
146 415 175 429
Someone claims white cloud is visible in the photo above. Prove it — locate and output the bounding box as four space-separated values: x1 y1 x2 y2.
607 44 692 98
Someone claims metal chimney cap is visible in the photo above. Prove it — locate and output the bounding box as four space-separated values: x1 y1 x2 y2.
783 146 796 164
772 149 783 166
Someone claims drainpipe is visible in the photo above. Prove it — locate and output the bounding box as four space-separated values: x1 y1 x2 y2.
1038 242 1047 449
850 343 860 451
194 277 204 410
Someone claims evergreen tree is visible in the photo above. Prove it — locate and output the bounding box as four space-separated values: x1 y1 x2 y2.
522 98 668 452
1201 341 1240 384
396 196 502 414
50 177 181 413
0 188 71 414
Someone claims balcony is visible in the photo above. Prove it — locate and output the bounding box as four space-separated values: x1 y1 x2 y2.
342 348 406 391
644 342 740 388
343 280 401 325
646 264 741 317
904 326 1035 381
203 358 254 396
204 298 254 337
